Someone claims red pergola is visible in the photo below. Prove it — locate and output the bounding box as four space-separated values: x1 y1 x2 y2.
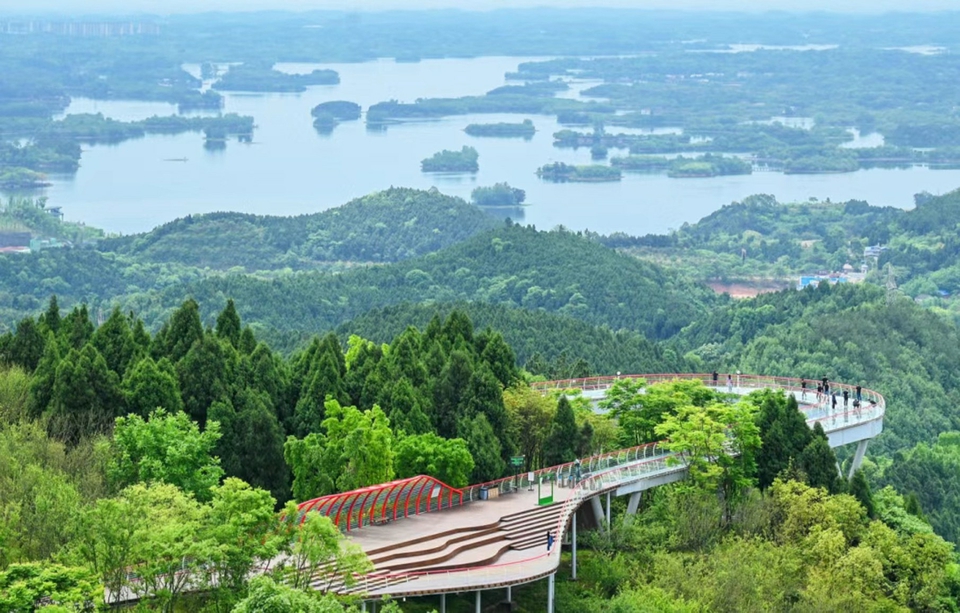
297 475 464 532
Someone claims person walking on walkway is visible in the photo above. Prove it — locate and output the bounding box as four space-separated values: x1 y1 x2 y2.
546 531 554 551
801 378 808 400
831 391 838 412
727 374 733 393
822 376 830 396
856 385 862 403
843 389 849 409
712 371 719 388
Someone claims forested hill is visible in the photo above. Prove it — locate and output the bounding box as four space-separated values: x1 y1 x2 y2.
152 224 718 344
96 188 499 270
335 302 691 377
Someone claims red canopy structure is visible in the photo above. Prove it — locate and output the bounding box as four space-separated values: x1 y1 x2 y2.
297 475 464 532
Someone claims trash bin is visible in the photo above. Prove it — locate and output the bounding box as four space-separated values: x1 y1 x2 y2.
479 487 489 501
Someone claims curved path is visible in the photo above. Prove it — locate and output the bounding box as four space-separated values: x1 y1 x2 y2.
306 374 885 607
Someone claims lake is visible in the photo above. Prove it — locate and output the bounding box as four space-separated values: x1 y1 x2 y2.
16 56 960 236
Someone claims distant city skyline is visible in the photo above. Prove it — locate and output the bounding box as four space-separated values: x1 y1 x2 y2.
0 0 956 15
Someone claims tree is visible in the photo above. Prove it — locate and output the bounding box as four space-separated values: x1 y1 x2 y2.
60 305 94 351
215 299 242 347
433 350 473 438
276 506 372 592
6 317 45 371
158 298 204 363
543 395 578 467
798 423 843 494
177 334 236 428
0 563 101 612
504 385 554 471
91 307 137 376
387 377 431 435
39 295 61 335
656 400 760 514
71 492 142 605
203 478 281 597
232 576 354 613
48 344 123 444
849 470 875 518
478 330 518 387
121 356 183 418
461 363 514 461
395 432 475 487
122 482 211 611
27 333 59 418
458 413 504 483
109 409 224 502
210 389 289 502
284 432 329 502
754 392 813 490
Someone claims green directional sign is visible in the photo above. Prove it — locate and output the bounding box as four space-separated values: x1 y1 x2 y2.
510 456 525 467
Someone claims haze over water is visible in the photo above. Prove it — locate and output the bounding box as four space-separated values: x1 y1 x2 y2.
22 56 960 236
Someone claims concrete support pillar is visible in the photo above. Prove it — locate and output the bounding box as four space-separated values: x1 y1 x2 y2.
475 590 481 613
440 594 446 613
590 495 605 531
571 510 578 580
624 491 641 523
836 461 843 478
606 491 612 527
506 586 512 603
848 439 870 479
361 602 366 613
547 573 556 613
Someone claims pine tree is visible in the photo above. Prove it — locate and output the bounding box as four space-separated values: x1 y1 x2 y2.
215 299 242 348
177 334 236 429
849 469 875 518
91 308 137 376
479 331 518 388
162 299 204 363
433 350 473 439
458 413 504 483
543 396 579 467
60 305 94 351
28 332 60 418
8 317 45 371
799 423 842 494
39 295 61 335
122 357 183 418
49 344 123 444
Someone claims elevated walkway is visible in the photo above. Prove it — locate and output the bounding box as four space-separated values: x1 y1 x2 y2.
299 374 885 606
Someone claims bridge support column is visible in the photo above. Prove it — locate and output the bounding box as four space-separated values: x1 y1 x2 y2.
606 491 612 527
571 510 577 580
475 590 481 613
624 491 641 524
547 573 556 613
848 440 870 479
361 602 366 613
590 496 605 531
506 586 512 603
440 594 446 613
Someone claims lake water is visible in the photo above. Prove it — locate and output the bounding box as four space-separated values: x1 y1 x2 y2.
14 56 960 236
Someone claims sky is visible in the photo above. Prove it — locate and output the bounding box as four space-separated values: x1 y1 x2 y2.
2 0 957 15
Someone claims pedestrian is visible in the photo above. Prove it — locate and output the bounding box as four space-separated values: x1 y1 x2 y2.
816 383 823 402
822 376 830 396
831 391 838 412
801 378 807 400
547 531 554 551
727 374 733 393
856 385 862 403
712 371 718 387
843 389 849 408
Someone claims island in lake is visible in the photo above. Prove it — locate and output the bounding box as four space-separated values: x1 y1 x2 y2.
421 146 480 172
536 162 622 182
472 182 526 206
312 101 362 133
464 119 535 139
214 64 339 93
